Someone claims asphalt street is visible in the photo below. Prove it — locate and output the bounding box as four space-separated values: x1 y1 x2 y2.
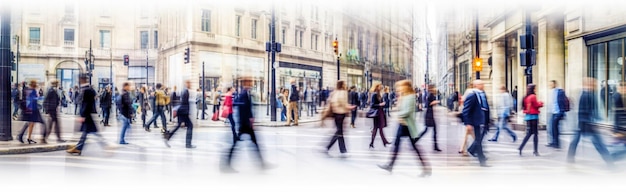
1 107 625 191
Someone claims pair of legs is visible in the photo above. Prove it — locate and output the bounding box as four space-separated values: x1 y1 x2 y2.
46 111 64 142
490 116 517 142
417 124 441 151
459 125 475 155
519 119 539 156
164 114 194 148
18 121 46 144
327 114 347 153
379 124 431 177
145 106 167 132
568 122 614 167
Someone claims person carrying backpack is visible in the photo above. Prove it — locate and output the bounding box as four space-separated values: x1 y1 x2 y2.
548 80 569 149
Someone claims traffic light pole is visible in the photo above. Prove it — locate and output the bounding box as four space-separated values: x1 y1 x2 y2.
15 35 19 84
336 55 340 80
270 5 277 122
525 10 533 84
475 10 480 80
1 6 13 141
202 61 206 120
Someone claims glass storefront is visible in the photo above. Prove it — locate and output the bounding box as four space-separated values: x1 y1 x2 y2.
347 74 363 90
588 38 625 123
279 68 321 91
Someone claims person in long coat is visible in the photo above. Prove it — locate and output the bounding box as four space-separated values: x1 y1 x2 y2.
369 82 390 149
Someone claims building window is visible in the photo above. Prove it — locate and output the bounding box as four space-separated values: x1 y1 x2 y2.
588 38 625 121
349 29 354 49
154 31 158 49
300 31 303 47
311 34 314 50
358 28 363 58
29 27 40 44
201 9 211 32
99 30 111 48
459 61 469 94
366 32 370 60
251 19 257 39
294 30 298 46
281 29 286 44
315 35 319 51
140 31 149 49
63 28 74 46
235 15 241 36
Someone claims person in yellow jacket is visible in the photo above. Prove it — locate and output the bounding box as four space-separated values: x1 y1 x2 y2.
378 80 432 177
144 83 169 133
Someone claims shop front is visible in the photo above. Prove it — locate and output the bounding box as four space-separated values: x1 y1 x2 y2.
278 62 322 92
586 30 626 124
347 68 363 90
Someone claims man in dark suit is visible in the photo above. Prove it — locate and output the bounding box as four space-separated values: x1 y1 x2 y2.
222 78 275 173
349 86 360 128
567 77 614 167
67 74 110 155
164 80 194 148
43 79 65 143
462 80 490 167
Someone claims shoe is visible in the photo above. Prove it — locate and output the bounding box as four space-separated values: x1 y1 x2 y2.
17 135 24 144
488 139 497 142
533 152 540 156
261 163 277 170
384 142 391 148
434 148 442 152
57 140 67 143
163 139 171 148
377 164 392 173
369 144 374 149
220 166 238 173
518 149 522 156
186 145 196 149
480 163 491 167
66 148 82 156
351 124 355 128
512 136 517 142
27 139 37 144
41 140 47 144
119 142 129 145
144 126 151 132
468 150 476 157
419 168 432 177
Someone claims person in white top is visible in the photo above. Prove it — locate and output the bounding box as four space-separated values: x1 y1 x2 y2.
488 86 517 142
323 80 356 157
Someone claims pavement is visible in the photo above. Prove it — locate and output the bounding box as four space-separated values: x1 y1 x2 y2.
0 106 624 190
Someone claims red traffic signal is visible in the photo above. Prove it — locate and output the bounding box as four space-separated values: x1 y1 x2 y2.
123 55 129 66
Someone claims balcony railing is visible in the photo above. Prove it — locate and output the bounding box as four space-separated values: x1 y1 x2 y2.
64 40 74 47
29 39 40 45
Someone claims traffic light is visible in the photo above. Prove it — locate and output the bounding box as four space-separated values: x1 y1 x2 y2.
184 47 190 64
123 55 129 66
473 57 483 72
10 51 16 71
332 39 338 55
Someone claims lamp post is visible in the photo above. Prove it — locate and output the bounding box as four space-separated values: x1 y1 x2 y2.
1 7 13 141
202 61 206 120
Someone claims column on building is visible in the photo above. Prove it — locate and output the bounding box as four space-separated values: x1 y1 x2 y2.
537 13 565 125
491 40 506 114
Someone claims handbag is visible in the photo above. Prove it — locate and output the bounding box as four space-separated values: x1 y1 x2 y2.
221 106 230 118
366 108 378 118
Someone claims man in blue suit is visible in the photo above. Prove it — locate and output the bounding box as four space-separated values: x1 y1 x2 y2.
463 80 490 167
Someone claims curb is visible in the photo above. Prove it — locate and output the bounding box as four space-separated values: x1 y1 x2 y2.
0 144 73 155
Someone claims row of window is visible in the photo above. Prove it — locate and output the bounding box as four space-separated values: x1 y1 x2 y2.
27 27 158 49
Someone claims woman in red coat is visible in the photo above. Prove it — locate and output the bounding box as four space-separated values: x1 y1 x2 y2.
519 84 544 156
222 87 237 142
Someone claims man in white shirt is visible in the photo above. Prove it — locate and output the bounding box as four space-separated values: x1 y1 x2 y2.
488 86 517 142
